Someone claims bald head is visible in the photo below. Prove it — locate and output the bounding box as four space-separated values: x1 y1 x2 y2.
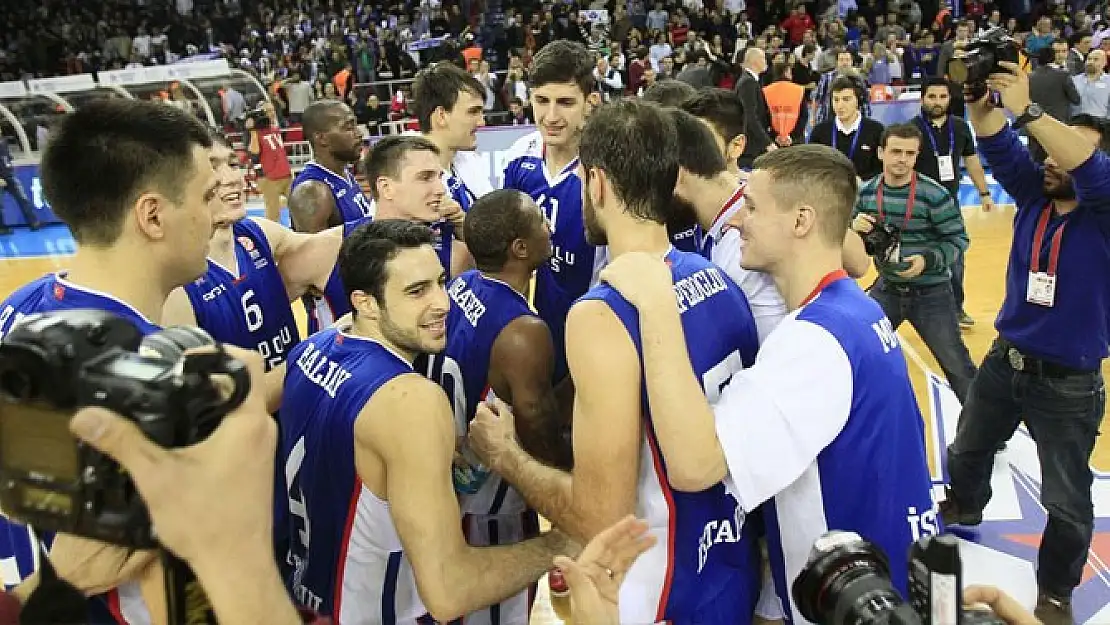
1087 49 1107 74
743 47 767 73
301 100 351 147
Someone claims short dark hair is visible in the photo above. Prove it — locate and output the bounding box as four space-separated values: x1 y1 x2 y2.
880 122 923 148
339 219 435 307
680 88 746 144
920 75 951 96
667 107 727 177
529 39 597 96
362 135 441 200
753 144 858 245
641 79 697 106
464 189 538 271
412 62 487 132
301 100 349 147
41 99 212 245
829 76 862 101
580 99 679 223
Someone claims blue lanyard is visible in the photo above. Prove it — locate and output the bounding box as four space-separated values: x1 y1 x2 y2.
918 115 955 157
832 122 863 160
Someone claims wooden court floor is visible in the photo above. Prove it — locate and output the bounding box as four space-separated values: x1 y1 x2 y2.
1 204 1107 623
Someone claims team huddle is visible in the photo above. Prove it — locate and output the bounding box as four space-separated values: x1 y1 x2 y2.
0 38 945 625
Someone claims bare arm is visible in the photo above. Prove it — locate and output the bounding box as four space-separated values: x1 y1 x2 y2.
160 287 198 328
964 153 990 197
358 374 565 622
489 316 571 470
287 180 337 234
490 300 642 542
252 217 343 301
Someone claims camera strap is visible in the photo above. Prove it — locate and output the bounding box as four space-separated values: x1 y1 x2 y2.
876 173 917 229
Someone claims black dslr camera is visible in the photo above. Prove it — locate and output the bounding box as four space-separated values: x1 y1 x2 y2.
0 309 251 548
246 103 270 127
863 221 902 264
947 27 1020 100
793 531 1006 625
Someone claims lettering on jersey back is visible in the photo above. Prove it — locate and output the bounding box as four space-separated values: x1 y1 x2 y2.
697 505 746 573
673 267 729 313
294 342 353 399
906 504 941 542
872 317 900 354
448 278 487 327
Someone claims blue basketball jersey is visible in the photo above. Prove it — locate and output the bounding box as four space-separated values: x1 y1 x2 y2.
502 132 607 381
292 161 374 224
748 277 938 617
418 271 534 510
0 273 159 623
280 329 430 622
579 249 761 625
302 217 372 336
183 220 300 370
292 163 372 335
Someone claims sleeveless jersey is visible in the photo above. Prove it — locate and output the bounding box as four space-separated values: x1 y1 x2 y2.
183 219 300 370
418 270 534 514
0 273 156 624
579 249 761 625
502 131 607 381
303 217 372 336
280 328 429 623
292 162 372 335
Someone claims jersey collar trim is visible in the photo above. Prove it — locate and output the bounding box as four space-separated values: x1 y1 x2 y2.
53 272 160 328
800 269 849 306
708 184 746 243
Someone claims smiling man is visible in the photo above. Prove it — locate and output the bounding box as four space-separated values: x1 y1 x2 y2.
502 40 603 385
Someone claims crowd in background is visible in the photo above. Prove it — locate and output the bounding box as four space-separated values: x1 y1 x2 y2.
5 0 1110 134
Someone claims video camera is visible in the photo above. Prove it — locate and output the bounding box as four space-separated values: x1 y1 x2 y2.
0 309 251 549
793 531 1005 625
246 103 271 127
947 27 1020 101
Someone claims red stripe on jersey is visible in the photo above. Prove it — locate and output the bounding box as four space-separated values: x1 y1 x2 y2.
645 424 678 623
332 478 363 618
106 589 126 624
712 185 746 230
801 269 849 306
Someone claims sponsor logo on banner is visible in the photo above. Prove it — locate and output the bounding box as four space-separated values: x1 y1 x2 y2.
925 373 1110 623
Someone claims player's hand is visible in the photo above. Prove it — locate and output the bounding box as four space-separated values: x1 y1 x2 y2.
468 397 521 471
35 534 158 596
440 199 466 240
895 254 927 279
986 61 1032 118
852 213 876 234
553 515 657 625
599 251 673 309
66 346 278 573
963 585 1042 625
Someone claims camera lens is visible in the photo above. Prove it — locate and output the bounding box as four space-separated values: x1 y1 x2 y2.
793 532 901 625
0 369 35 401
948 57 970 83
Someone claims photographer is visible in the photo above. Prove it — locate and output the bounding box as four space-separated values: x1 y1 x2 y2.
247 102 293 223
941 60 1110 625
851 123 979 403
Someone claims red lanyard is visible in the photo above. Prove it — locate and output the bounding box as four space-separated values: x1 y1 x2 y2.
876 173 916 229
1031 203 1067 275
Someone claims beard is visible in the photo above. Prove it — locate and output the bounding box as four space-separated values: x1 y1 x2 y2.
334 143 364 164
380 307 444 356
1043 177 1077 200
582 189 608 246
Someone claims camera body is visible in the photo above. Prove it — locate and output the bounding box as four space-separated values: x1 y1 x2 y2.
246 103 271 127
863 220 902 264
793 531 1006 625
947 27 1020 97
0 309 250 548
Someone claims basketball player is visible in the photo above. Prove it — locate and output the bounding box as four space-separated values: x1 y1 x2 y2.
680 88 749 178
0 99 218 623
279 220 572 623
597 144 937 620
408 61 495 276
161 135 346 370
666 107 871 341
502 40 602 383
365 135 464 277
419 189 566 625
288 100 373 334
470 100 762 624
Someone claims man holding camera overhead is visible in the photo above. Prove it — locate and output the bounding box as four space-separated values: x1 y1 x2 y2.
941 61 1110 625
850 122 979 403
